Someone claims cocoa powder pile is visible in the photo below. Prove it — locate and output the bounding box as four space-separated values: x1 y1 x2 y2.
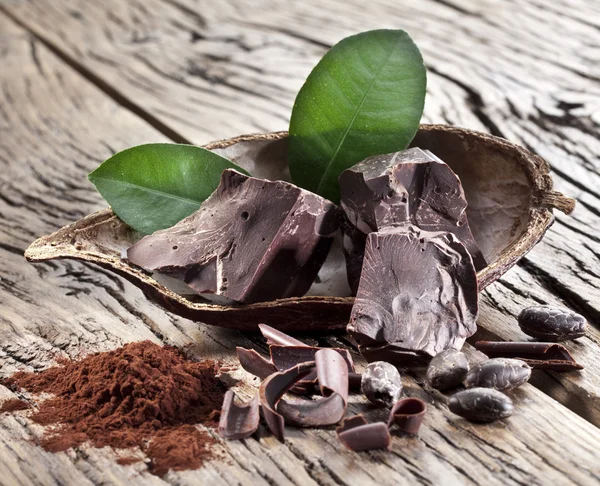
2 341 228 476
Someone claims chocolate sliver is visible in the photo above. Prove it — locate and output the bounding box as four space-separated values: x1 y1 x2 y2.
277 348 349 427
474 341 584 371
270 345 355 373
349 372 363 392
236 347 277 379
218 390 260 440
315 349 349 401
359 344 430 367
278 394 347 427
388 397 426 435
336 415 391 452
258 324 307 347
259 361 316 441
291 372 362 396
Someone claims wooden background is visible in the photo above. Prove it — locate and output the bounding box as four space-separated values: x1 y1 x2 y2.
0 0 599 484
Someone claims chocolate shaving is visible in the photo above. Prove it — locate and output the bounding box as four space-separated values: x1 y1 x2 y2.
336 415 391 452
277 349 349 427
270 345 355 373
258 324 307 347
218 390 260 440
259 361 316 441
474 341 584 371
236 347 277 379
388 398 426 435
348 372 363 391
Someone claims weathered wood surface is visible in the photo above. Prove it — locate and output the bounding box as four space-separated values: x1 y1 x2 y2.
0 0 599 485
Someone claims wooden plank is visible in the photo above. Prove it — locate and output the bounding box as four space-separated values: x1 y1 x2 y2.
1 3 600 486
2 0 600 422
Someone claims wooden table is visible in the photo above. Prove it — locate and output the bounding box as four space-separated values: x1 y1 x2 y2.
1 0 599 484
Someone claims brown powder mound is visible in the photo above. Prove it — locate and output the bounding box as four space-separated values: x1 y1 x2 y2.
3 341 228 476
0 398 31 413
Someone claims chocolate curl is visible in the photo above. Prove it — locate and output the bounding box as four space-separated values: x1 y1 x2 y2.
277 349 349 427
258 324 307 347
218 390 260 440
474 341 584 371
236 347 277 379
388 397 426 435
349 372 362 391
270 345 356 373
259 361 315 441
336 415 391 452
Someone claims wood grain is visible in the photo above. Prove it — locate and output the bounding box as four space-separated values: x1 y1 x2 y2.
0 1 599 484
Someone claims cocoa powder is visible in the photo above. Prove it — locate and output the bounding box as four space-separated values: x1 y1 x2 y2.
3 341 228 476
0 398 30 413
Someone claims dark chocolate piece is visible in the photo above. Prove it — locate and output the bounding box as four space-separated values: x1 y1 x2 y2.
474 341 584 371
339 148 485 293
277 349 348 428
426 349 470 390
361 361 402 407
218 390 260 440
388 397 426 434
259 324 307 347
236 347 277 379
448 388 514 422
348 227 478 357
128 169 338 304
518 306 587 342
259 361 316 441
336 415 391 452
465 358 531 390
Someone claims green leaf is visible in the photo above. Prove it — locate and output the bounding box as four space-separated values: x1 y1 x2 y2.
288 29 427 203
88 144 248 234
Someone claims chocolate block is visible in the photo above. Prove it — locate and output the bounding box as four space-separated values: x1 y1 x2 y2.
347 226 478 357
339 148 485 293
128 170 338 304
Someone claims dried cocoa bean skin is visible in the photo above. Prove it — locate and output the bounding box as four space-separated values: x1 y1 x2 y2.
449 388 514 422
465 358 531 391
361 361 402 407
426 349 469 391
518 306 587 341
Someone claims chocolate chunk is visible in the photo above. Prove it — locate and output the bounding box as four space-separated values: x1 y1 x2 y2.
361 361 402 407
218 390 260 440
336 415 391 452
449 388 514 422
518 306 587 342
465 358 531 390
339 148 485 293
426 349 470 390
127 169 339 304
348 226 478 357
388 397 426 434
474 341 584 371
